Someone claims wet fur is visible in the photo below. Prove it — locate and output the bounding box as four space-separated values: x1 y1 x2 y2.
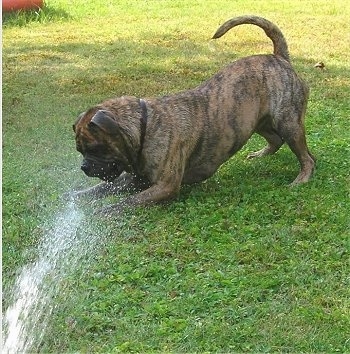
73 15 315 213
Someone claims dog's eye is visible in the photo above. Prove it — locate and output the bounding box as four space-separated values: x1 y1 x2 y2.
86 143 107 155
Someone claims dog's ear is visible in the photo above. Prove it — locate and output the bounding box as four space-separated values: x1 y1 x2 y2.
73 112 86 133
89 110 120 135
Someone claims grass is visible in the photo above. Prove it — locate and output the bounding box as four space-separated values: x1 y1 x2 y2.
2 0 350 352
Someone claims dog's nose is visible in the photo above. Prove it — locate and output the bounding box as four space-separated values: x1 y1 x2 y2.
81 162 90 174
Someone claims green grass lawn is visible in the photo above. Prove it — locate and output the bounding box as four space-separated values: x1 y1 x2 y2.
2 0 350 352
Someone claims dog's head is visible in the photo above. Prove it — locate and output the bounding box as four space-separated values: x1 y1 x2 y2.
73 108 132 182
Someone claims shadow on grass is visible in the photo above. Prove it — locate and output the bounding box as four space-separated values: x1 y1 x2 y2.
3 27 349 95
3 33 349 129
2 4 70 27
2 37 236 118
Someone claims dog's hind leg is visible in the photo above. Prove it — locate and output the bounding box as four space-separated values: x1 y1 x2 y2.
284 130 315 185
247 121 284 159
275 110 315 185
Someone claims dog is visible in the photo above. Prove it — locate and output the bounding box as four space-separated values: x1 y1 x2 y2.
73 15 315 214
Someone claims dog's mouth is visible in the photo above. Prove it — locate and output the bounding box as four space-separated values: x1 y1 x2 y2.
81 158 125 182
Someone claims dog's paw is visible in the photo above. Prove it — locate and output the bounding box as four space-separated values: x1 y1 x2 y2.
247 147 270 159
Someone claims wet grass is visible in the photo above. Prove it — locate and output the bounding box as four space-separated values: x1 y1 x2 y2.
2 0 350 352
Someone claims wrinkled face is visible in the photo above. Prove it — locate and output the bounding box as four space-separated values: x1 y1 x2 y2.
74 109 129 182
76 138 126 182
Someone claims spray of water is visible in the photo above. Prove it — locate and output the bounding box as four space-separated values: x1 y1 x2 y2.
2 198 105 353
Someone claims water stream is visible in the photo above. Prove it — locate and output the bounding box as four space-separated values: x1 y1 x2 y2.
2 199 104 353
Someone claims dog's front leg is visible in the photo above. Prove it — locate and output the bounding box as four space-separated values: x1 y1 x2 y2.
99 181 181 215
70 181 118 200
99 155 185 215
127 182 180 206
71 172 149 200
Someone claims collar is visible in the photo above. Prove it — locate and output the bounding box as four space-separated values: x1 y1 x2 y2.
138 98 148 157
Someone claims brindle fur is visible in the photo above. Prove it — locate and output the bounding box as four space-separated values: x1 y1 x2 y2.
73 15 315 213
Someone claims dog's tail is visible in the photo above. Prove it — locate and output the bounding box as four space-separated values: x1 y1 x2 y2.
212 15 290 62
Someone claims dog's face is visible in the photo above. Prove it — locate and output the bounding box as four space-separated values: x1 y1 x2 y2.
73 109 131 182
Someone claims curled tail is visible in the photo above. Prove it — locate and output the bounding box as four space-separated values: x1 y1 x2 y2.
212 15 290 62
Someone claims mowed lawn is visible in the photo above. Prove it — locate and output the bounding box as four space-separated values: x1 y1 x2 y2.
2 0 350 352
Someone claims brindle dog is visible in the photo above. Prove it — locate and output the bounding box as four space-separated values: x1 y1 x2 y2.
73 15 315 213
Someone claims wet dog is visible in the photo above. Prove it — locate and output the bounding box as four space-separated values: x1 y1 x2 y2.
73 15 315 213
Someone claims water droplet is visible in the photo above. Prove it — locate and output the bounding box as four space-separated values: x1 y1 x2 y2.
2 198 106 353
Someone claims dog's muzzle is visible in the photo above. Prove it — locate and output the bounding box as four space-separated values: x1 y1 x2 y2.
81 160 91 175
81 158 124 182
